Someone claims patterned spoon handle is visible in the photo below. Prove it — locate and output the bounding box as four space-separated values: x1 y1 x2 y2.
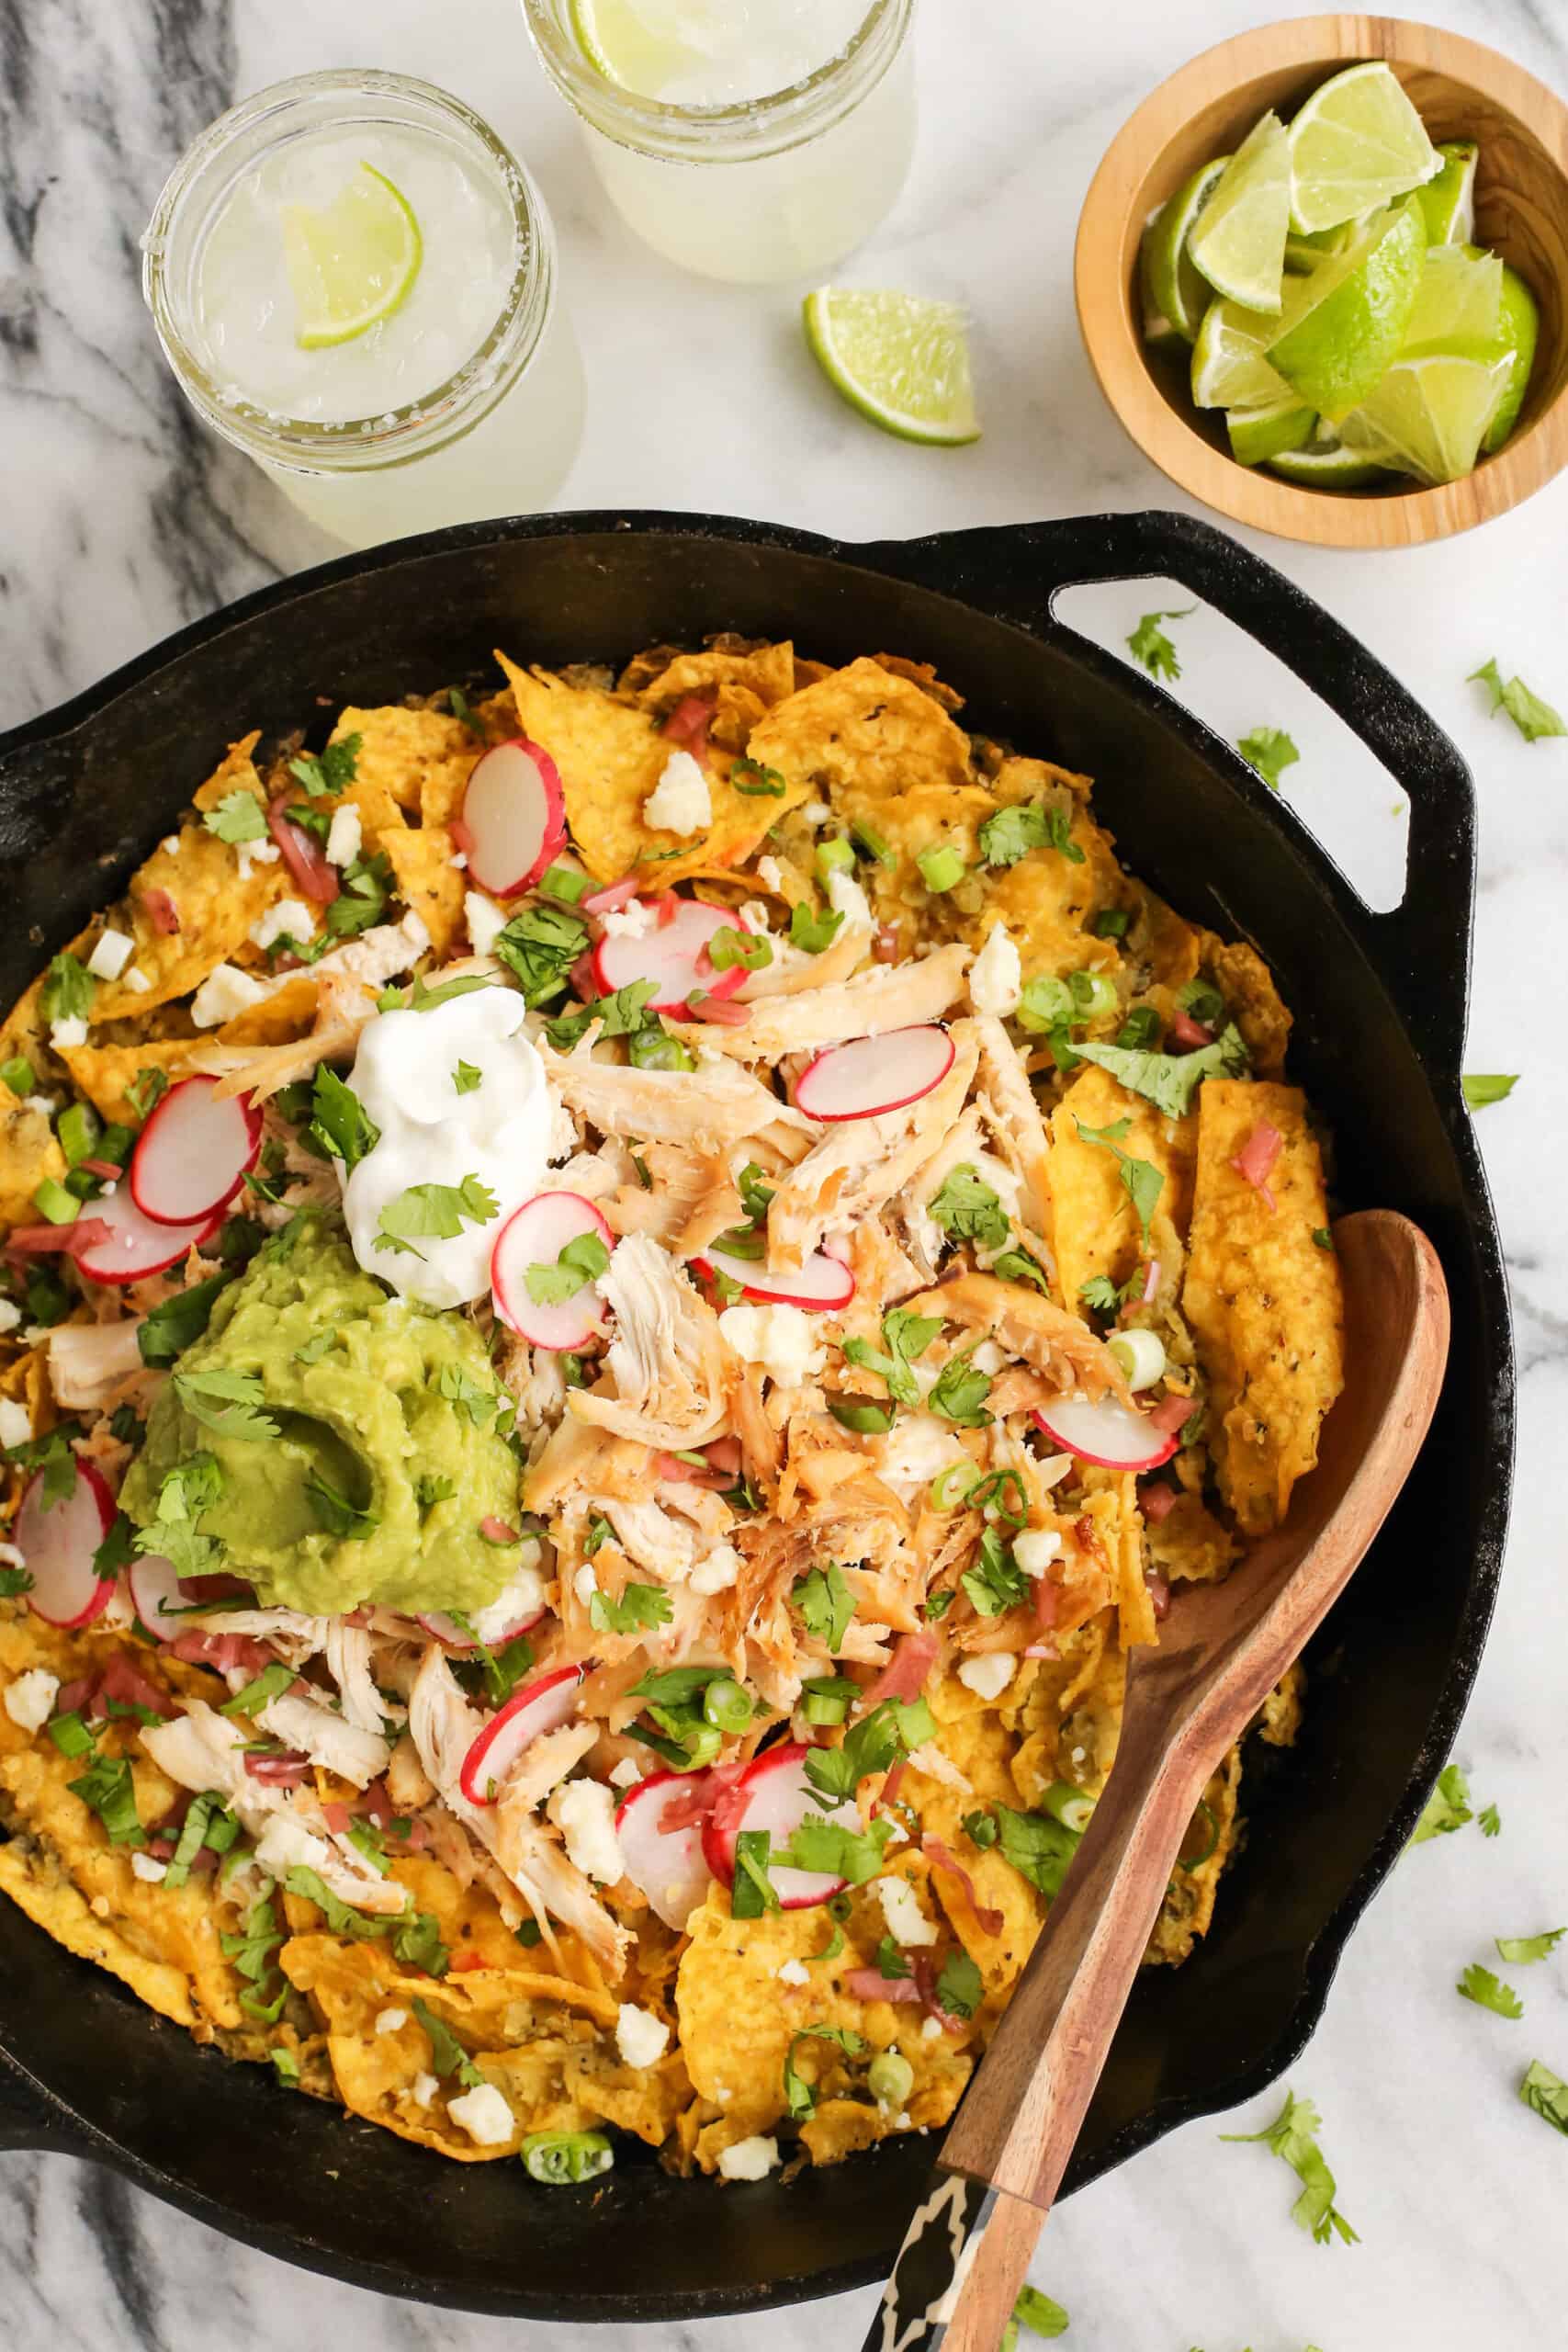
863 2171 1040 2352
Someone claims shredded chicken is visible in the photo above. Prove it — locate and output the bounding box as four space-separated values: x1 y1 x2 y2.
45 1319 147 1412
670 940 969 1061
539 1041 811 1150
568 1232 732 1450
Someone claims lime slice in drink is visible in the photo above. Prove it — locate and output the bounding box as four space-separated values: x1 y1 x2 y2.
570 0 716 94
1266 437 1393 488
1338 350 1513 482
802 289 980 445
1226 398 1317 466
1143 159 1231 341
1403 244 1503 351
1266 197 1427 421
282 164 423 351
1483 263 1540 451
1418 141 1479 244
1190 294 1296 409
1286 60 1440 234
1188 112 1292 312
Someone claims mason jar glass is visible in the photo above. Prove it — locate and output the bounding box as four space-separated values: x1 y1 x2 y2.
522 0 917 285
142 70 584 550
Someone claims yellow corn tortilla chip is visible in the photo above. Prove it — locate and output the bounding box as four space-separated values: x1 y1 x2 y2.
1182 1079 1343 1534
1046 1063 1196 1308
379 826 466 959
328 706 479 834
1144 1488 1238 1584
90 824 290 1020
495 651 808 885
1199 935 1292 1078
0 1082 66 1224
57 1035 215 1126
630 641 797 733
1147 1748 1241 1965
747 657 974 808
219 974 320 1048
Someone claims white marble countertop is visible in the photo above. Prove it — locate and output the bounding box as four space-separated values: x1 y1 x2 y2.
4 0 1568 2346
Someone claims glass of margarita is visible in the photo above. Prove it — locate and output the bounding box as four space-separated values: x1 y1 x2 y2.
523 0 917 284
143 71 584 549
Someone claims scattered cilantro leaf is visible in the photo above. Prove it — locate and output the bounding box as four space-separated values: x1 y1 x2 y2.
1470 659 1566 743
1073 1114 1163 1243
1481 1803 1502 1838
589 1581 673 1635
288 733 360 797
544 978 659 1051
1410 1761 1473 1844
452 1059 482 1095
803 1696 935 1807
41 953 95 1025
1126 607 1193 681
412 1996 485 2088
1237 728 1301 791
961 1527 1030 1618
1221 2090 1358 2246
435 1361 502 1428
1462 1073 1518 1111
779 1812 897 1887
784 2024 865 2120
935 1947 983 2020
730 1828 779 1920
1519 2058 1568 2136
492 902 590 1008
992 1804 1078 1899
931 1348 992 1427
788 899 844 955
1002 2285 1070 2346
1077 1274 1122 1316
992 1246 1050 1294
792 1560 856 1654
1497 1928 1565 1966
978 800 1083 869
306 1467 378 1542
1458 1962 1523 2018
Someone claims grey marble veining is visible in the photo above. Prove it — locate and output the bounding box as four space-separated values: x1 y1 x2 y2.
4 1 1568 2346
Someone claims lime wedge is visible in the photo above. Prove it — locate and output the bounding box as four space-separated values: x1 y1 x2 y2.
1284 218 1364 273
1287 61 1441 234
1266 198 1427 421
1143 159 1231 342
1338 350 1513 482
1227 398 1317 466
1266 437 1393 488
1483 262 1540 451
802 289 980 445
282 163 423 351
1190 294 1296 409
1404 244 1503 352
1418 141 1479 244
569 0 732 93
1188 112 1292 312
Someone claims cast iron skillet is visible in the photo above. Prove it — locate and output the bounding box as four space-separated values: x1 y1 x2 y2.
0 510 1513 2322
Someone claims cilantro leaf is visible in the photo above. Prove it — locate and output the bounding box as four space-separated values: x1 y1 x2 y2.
323 849 391 941
931 1348 992 1428
803 1696 935 1806
1002 2285 1070 2346
961 1527 1029 1618
1237 728 1301 791
299 1068 378 1173
1126 607 1192 682
525 1231 610 1307
792 1560 855 1653
992 1246 1050 1295
992 1803 1078 1899
491 902 590 1008
125 1067 168 1124
1410 1760 1473 1844
174 1367 280 1442
788 899 844 955
3 1424 83 1509
929 1164 1010 1251
589 1581 673 1635
1458 1962 1523 2018
545 978 659 1051
779 1812 897 1887
842 1308 942 1409
1077 1274 1122 1315
41 953 95 1025
394 1910 451 1975
729 1828 779 1920
204 790 268 844
1221 2090 1358 2246
1073 1114 1163 1243
411 1996 486 2089
0 1566 33 1599
1073 1022 1249 1119
1462 1073 1518 1111
1480 1803 1502 1838
288 733 360 797
220 1660 297 1718
936 1947 983 2020
376 1173 498 1260
1470 658 1566 742
783 2024 864 2120
1520 2059 1568 2136
306 1467 378 1542
978 800 1083 869
68 1752 144 1845
435 1361 502 1428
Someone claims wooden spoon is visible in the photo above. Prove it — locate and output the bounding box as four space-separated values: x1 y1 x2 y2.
861 1209 1450 2352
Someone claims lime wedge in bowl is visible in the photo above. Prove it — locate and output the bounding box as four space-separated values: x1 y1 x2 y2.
1143 158 1231 341
803 289 980 445
1188 112 1292 311
282 163 423 351
1266 436 1394 488
1338 350 1513 482
1190 294 1297 410
1286 60 1440 233
1483 263 1540 450
1266 197 1427 421
1403 244 1503 351
1418 141 1479 244
1226 398 1317 466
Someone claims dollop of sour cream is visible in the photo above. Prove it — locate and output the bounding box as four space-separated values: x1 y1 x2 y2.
341 987 555 1310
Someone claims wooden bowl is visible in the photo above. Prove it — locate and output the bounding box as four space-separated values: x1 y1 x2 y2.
1075 15 1568 548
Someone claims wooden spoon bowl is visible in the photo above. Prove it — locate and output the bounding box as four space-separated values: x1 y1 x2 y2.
1075 15 1568 548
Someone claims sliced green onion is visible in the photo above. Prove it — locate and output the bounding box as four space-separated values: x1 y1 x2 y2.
850 820 895 868
801 1675 857 1726
1017 975 1074 1034
917 844 965 894
1108 1329 1167 1391
539 863 589 904
0 1055 35 1098
1041 1780 1096 1835
57 1102 101 1167
816 837 855 881
47 1711 95 1758
929 1461 981 1510
1068 970 1118 1020
1178 1799 1220 1869
521 2130 615 2186
868 2050 915 2109
1092 908 1131 940
701 1679 751 1734
32 1177 80 1227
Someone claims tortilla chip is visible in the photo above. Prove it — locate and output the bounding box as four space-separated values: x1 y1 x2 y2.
91 824 290 1020
1144 1488 1238 1583
565 2041 691 2146
630 642 796 728
1258 1660 1305 1747
748 658 974 807
1199 935 1292 1079
57 1036 214 1126
1146 1748 1241 1965
0 1082 66 1224
379 827 466 959
1182 1080 1344 1533
1046 1063 1197 1308
496 651 807 884
328 706 479 836
219 975 320 1048
190 732 266 815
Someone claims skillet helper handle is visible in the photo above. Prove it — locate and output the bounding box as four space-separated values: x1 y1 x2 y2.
860 1716 1207 2352
865 509 1477 1080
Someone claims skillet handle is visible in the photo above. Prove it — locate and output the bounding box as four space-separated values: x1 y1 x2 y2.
860 510 1475 1080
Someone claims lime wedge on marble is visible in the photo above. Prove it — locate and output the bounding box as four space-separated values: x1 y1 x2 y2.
802 289 980 445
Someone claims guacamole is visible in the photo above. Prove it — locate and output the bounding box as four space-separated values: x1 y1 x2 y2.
120 1220 524 1617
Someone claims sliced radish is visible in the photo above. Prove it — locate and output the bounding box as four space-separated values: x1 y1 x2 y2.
615 1768 716 1930
266 797 339 904
491 1191 612 1351
461 739 567 899
130 1077 261 1227
691 1243 855 1312
17 1457 117 1630
795 1026 955 1123
73 1188 222 1285
592 898 750 1017
580 873 639 916
701 1741 847 1909
1032 1396 1179 1475
128 1552 186 1640
457 1664 584 1805
416 1607 547 1650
